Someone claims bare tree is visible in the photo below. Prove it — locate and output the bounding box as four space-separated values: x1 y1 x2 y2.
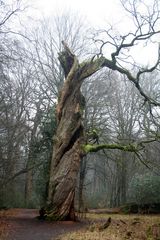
0 59 30 204
28 12 89 101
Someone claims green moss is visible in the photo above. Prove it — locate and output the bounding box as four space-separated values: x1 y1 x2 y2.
82 143 137 154
82 144 94 153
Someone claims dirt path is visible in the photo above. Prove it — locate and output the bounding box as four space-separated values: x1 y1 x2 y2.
5 209 85 240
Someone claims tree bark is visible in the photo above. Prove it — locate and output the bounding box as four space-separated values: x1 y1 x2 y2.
47 42 108 220
47 43 86 220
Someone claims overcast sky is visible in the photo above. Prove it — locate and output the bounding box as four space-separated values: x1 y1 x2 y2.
31 0 124 27
27 0 159 66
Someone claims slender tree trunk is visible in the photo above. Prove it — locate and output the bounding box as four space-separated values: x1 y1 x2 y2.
25 166 33 206
120 153 127 205
25 102 42 206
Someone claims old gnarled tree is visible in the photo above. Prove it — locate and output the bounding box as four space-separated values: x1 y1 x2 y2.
47 1 160 218
46 42 108 220
46 26 160 219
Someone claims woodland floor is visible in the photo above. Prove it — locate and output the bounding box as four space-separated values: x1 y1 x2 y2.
0 208 160 240
0 208 85 240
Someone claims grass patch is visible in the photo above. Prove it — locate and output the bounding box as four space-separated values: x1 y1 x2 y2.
55 213 160 240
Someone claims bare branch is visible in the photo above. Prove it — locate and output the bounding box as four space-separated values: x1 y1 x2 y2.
3 162 43 186
0 8 19 27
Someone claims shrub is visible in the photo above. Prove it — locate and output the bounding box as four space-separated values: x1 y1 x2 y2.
128 173 160 204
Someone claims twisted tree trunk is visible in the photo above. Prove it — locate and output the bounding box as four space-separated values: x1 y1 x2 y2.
47 43 86 220
47 41 109 220
46 41 145 220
